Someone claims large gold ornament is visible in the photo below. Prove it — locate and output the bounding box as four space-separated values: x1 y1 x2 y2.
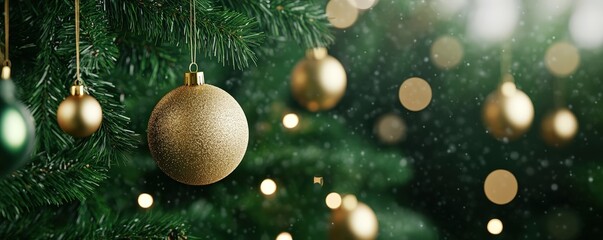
291 48 347 112
57 85 103 138
330 195 378 240
541 108 578 147
147 72 249 185
482 76 534 140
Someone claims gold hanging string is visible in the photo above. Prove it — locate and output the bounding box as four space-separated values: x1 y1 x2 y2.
4 0 10 67
188 0 198 72
74 0 82 85
500 43 513 83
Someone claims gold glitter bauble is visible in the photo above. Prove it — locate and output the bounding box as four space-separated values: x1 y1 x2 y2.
291 48 347 112
147 72 248 185
330 195 378 240
57 85 103 138
541 108 578 147
482 78 534 140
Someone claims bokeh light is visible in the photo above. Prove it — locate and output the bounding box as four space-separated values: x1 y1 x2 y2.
399 77 432 112
431 35 464 69
276 232 293 240
346 0 378 10
468 0 519 43
260 178 277 196
487 218 503 235
342 194 358 210
349 203 379 239
484 169 518 205
432 0 467 18
325 192 342 209
137 193 154 209
375 113 406 144
545 42 580 77
326 0 359 29
282 113 300 129
570 0 603 49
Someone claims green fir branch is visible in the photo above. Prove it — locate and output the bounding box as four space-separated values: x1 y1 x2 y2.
221 0 334 48
105 0 263 69
0 0 138 220
0 159 108 219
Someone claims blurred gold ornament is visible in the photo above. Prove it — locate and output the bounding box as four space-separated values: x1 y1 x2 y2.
482 77 534 140
57 85 103 138
374 113 406 144
545 42 580 77
330 195 378 240
541 108 578 147
483 169 518 205
291 48 347 112
147 72 249 185
398 77 432 112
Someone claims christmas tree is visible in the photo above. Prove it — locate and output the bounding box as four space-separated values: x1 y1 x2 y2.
1 0 603 239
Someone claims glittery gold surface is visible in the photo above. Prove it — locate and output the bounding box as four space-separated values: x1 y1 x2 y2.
291 48 347 112
482 83 534 140
147 84 249 185
57 94 103 138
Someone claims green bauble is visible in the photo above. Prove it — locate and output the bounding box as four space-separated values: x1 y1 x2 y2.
0 79 35 176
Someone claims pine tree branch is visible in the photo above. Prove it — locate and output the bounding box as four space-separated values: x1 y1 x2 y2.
0 0 138 220
0 159 108 219
220 0 334 48
105 0 263 69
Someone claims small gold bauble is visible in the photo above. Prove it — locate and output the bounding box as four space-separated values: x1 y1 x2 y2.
330 195 378 240
482 78 534 140
148 72 249 185
57 85 103 138
541 108 578 147
291 48 347 112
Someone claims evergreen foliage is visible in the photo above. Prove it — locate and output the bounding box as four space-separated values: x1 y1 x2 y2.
0 0 334 238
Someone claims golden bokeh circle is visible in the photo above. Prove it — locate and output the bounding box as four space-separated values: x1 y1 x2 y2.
260 178 277 196
327 0 359 29
276 232 293 240
487 218 503 235
484 169 518 205
326 192 343 209
430 35 464 70
282 113 300 129
398 77 432 112
545 42 580 77
137 193 154 209
375 113 406 144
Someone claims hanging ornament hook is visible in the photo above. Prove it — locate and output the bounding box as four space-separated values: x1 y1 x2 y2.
74 0 82 86
188 0 198 73
2 0 11 80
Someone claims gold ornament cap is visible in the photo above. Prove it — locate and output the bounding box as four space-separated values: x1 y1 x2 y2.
184 71 205 86
306 47 328 60
1 66 10 80
70 84 85 96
